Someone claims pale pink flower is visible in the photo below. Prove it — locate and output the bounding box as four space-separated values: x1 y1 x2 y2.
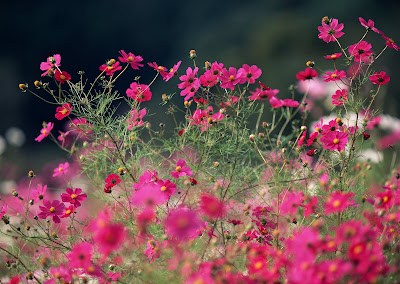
171 159 193 179
52 162 69 177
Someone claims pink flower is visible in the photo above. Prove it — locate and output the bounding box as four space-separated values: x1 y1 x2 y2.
131 183 168 208
126 82 152 102
93 222 127 258
320 131 348 152
199 194 225 219
164 61 182 82
100 272 122 284
359 17 381 34
178 67 200 101
237 64 262 84
324 190 355 214
38 200 65 223
68 117 93 136
282 99 299 107
348 41 373 62
249 88 279 101
0 205 8 220
219 67 241 90
324 53 342 60
171 159 193 178
52 162 69 177
31 184 47 203
369 71 390 85
165 206 202 241
40 54 61 77
54 70 71 84
35 122 54 142
322 70 346 82
296 68 319 81
118 50 144 69
67 242 93 269
332 89 348 106
126 108 147 130
62 205 75 218
55 103 72 120
144 239 167 263
269 96 284 108
318 18 345 43
303 196 318 218
61 187 87 208
148 62 168 77
381 34 399 51
99 61 122 75
374 189 394 210
156 179 176 197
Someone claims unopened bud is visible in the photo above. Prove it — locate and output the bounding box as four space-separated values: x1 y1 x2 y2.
249 134 255 142
28 171 34 178
306 61 315 68
300 125 307 132
189 50 197 59
34 81 42 88
19 84 28 91
108 59 116 65
205 61 211 70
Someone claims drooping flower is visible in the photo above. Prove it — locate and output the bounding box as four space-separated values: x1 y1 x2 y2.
61 187 87 208
318 18 345 43
118 50 144 69
165 206 202 241
52 162 69 177
55 103 72 120
199 194 225 219
126 108 147 130
35 122 54 142
324 190 355 214
126 82 152 102
171 159 193 178
38 200 65 223
320 131 348 152
324 53 342 60
369 71 390 85
54 70 71 84
249 88 279 101
358 17 381 34
381 34 399 51
348 41 373 62
296 68 319 81
99 61 122 75
237 64 262 84
322 70 346 82
148 62 168 77
332 89 348 106
164 61 182 82
40 54 61 77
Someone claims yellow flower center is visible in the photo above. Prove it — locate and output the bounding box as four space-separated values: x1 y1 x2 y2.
175 166 182 172
49 207 56 213
177 217 188 228
60 75 66 80
331 74 338 78
58 167 63 172
87 266 95 273
61 108 68 115
353 245 363 254
43 130 47 135
158 66 164 71
71 194 77 199
333 138 340 144
254 261 263 270
65 209 71 215
333 200 341 207
329 263 338 272
128 56 134 62
229 75 235 81
160 186 167 192
331 54 336 58
107 66 113 70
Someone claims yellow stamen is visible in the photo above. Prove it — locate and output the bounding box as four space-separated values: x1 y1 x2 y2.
71 194 77 199
49 207 55 213
160 186 167 192
175 166 182 172
333 200 341 207
333 138 340 144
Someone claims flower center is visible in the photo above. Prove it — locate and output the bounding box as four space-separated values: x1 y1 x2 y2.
229 75 235 82
71 194 77 199
328 29 335 35
61 109 68 115
65 209 71 215
333 200 341 207
177 217 188 228
331 74 338 78
60 75 66 80
58 167 63 172
157 66 164 71
333 138 340 144
128 56 134 62
175 166 182 172
331 54 336 58
160 186 167 192
49 207 56 213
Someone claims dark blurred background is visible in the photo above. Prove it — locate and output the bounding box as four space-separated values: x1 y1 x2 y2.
1 0 400 178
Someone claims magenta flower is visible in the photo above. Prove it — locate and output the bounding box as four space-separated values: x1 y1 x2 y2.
126 108 147 130
61 187 87 208
324 190 355 214
52 162 69 177
369 71 390 85
38 200 65 223
296 68 319 81
67 242 93 269
269 96 284 108
54 70 71 84
318 18 345 43
131 183 168 208
55 103 72 120
165 206 202 241
164 61 182 82
237 64 262 84
92 221 127 258
359 17 381 34
348 41 373 62
148 62 168 78
381 34 399 51
249 88 279 101
332 89 348 106
178 67 200 101
40 54 61 77
99 61 122 75
126 82 152 102
324 53 342 60
219 67 241 90
320 131 348 152
104 173 121 189
144 239 167 263
0 205 8 220
200 194 225 219
35 122 54 142
118 50 144 70
282 99 299 108
322 70 346 82
156 179 176 197
31 184 47 203
171 159 193 179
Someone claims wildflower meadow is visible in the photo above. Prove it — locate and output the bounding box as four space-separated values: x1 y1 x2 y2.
2 16 400 283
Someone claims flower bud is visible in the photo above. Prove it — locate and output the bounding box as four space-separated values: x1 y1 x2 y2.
249 134 255 142
19 84 28 91
213 161 219 167
118 167 125 175
262 122 269 128
146 122 151 129
29 199 34 206
205 61 211 70
108 59 116 65
34 80 42 88
306 61 315 68
189 50 197 59
28 170 35 178
258 133 265 138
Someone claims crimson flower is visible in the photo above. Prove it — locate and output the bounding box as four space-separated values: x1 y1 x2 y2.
359 17 381 34
54 70 71 84
348 41 373 62
164 61 182 82
322 70 346 82
99 61 122 75
324 53 342 60
318 18 344 43
296 68 319 81
67 242 93 269
55 103 72 120
38 200 65 223
331 89 348 106
165 206 202 241
61 187 87 208
369 71 390 85
104 173 121 191
148 62 168 77
126 82 152 102
200 194 225 219
118 50 144 70
320 131 348 152
324 191 355 214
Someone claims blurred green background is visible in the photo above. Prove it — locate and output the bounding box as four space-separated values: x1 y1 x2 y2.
1 0 400 179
